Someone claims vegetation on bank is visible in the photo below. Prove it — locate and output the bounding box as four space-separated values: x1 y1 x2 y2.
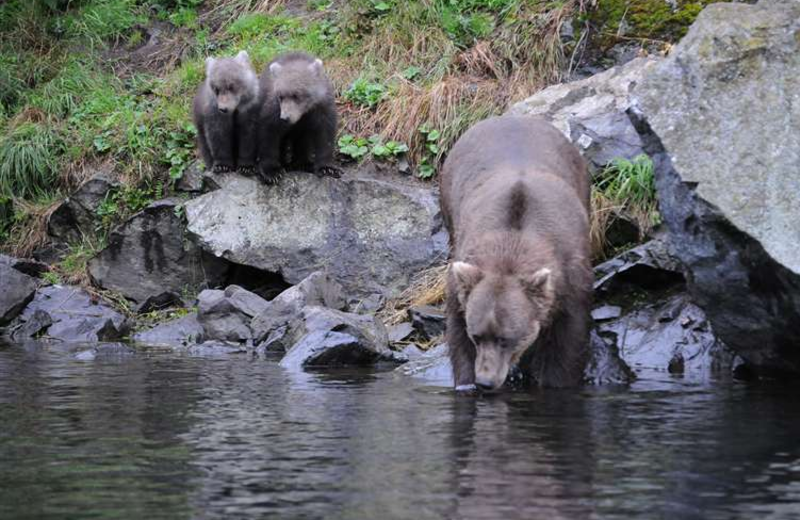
0 0 728 269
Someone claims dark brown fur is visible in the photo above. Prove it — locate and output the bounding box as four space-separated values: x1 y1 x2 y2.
440 116 592 390
256 52 340 184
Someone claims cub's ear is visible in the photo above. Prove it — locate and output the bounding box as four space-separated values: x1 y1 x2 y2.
205 57 216 76
521 268 553 301
235 50 252 67
451 261 483 307
269 62 282 76
308 58 323 74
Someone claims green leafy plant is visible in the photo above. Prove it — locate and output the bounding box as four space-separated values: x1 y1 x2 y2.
345 78 388 108
42 270 62 285
416 124 441 179
370 136 408 160
338 134 370 160
401 66 422 81
163 123 197 182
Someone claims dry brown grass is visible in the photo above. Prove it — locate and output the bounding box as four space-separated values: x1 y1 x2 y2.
380 264 447 326
2 197 60 258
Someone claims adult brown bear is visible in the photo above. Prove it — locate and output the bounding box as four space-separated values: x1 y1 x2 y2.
440 116 592 391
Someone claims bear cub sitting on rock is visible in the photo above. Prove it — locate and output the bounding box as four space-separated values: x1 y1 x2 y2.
193 51 261 175
440 116 592 391
257 51 341 184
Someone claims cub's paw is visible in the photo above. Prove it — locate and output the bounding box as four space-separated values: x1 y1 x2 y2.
258 168 284 186
212 164 234 174
315 165 342 179
238 165 256 176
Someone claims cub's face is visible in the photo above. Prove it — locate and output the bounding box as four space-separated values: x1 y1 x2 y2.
206 51 258 114
451 262 555 391
269 58 327 125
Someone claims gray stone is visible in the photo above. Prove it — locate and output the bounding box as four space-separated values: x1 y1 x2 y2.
0 254 49 278
185 340 248 357
388 322 415 344
280 330 383 369
250 271 346 342
185 167 448 298
74 343 135 361
584 331 636 385
395 343 453 385
408 305 445 340
135 291 183 314
597 293 736 378
283 306 391 357
197 285 268 342
175 161 219 194
593 237 683 297
508 57 660 172
591 305 622 322
632 0 800 373
48 168 119 244
89 198 227 304
0 260 38 325
133 313 204 346
10 285 127 342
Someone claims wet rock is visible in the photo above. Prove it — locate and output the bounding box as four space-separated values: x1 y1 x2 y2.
133 313 204 346
593 237 683 297
197 285 268 342
388 343 426 363
9 285 127 342
584 331 636 385
388 322 415 344
135 291 183 314
185 340 248 357
280 331 380 369
277 306 393 368
591 305 622 322
0 260 38 325
632 0 800 374
74 343 135 361
48 168 119 244
250 271 346 342
185 167 448 298
88 199 227 304
597 293 736 377
395 344 453 384
508 57 659 172
408 305 445 340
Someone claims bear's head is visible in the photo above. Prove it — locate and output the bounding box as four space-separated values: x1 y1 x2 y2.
451 261 556 391
205 51 259 114
269 58 328 125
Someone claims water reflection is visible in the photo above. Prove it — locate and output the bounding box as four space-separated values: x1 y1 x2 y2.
1 342 800 520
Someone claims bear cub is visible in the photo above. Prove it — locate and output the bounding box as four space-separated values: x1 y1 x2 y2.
257 51 340 184
193 51 260 174
440 116 593 392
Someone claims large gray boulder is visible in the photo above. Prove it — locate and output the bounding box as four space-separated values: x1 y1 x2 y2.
632 0 800 374
48 168 119 244
185 168 448 298
8 285 128 342
508 57 659 171
0 257 38 325
197 285 269 342
89 199 227 304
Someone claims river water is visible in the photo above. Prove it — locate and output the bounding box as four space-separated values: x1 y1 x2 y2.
1 341 799 520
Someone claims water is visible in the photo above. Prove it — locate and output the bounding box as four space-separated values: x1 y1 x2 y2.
1 341 800 520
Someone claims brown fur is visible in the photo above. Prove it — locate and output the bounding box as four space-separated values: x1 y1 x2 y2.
440 116 592 390
192 51 260 174
256 52 340 184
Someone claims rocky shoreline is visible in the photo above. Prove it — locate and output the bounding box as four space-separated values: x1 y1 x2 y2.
2 0 798 385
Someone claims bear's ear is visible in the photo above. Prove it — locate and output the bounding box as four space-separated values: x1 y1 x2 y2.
308 58 323 74
451 261 483 306
521 268 553 301
235 50 252 67
205 57 216 76
269 62 282 76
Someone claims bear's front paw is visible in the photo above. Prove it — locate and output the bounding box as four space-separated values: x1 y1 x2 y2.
212 163 234 174
258 167 284 186
238 164 256 176
315 165 342 179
